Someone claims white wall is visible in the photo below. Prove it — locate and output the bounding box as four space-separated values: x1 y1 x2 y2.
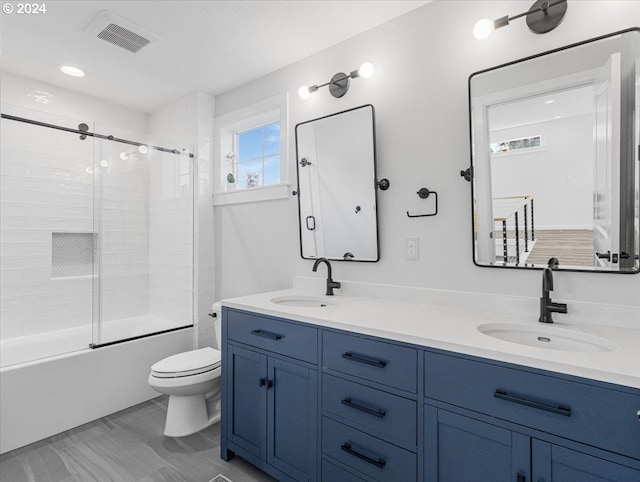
213 0 640 310
490 114 594 229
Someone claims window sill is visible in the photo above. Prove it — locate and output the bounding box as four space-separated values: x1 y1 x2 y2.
212 183 291 206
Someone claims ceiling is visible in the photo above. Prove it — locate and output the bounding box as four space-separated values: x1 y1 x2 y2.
0 0 429 113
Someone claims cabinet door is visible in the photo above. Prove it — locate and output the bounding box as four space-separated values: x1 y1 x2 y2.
532 439 640 482
268 357 318 482
227 344 268 459
424 405 530 482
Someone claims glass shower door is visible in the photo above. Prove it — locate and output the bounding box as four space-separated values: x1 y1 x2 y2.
91 126 194 347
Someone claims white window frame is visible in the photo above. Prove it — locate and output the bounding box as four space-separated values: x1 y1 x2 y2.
213 92 289 206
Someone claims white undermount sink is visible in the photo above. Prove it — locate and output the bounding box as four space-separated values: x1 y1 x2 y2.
477 323 617 353
270 295 334 308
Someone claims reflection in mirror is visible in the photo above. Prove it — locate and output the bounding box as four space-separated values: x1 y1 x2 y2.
295 105 379 261
469 29 639 273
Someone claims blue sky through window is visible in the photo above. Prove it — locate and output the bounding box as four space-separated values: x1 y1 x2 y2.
236 121 280 189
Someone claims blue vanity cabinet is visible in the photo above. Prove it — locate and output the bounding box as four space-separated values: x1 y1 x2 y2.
222 308 319 482
424 350 640 482
226 344 268 459
321 331 419 481
268 356 318 480
223 305 640 482
424 405 640 482
424 405 530 482
532 439 640 482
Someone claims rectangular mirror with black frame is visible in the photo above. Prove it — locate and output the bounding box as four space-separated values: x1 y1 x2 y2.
295 104 380 262
468 28 639 273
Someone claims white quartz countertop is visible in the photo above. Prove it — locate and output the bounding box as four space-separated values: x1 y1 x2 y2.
222 288 640 390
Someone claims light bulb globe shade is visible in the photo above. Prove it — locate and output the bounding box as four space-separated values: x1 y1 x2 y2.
59 65 85 77
119 152 129 161
473 18 494 40
358 62 374 79
298 85 311 100
138 145 149 154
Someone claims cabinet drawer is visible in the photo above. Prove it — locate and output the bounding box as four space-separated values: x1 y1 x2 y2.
322 417 416 482
425 351 640 460
323 331 417 393
322 459 368 482
226 309 317 364
323 374 416 450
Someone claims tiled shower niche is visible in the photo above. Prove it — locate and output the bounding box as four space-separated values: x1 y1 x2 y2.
51 232 96 278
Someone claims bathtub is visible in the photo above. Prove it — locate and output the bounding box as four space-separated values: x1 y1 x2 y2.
0 319 193 454
1 314 192 368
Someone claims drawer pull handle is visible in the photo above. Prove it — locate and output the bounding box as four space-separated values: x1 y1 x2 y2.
251 329 283 341
517 473 526 482
341 398 386 418
494 390 571 417
341 352 387 368
340 443 386 469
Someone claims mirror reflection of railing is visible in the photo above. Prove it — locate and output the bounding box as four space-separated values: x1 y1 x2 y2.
295 105 380 262
491 195 535 265
468 28 640 273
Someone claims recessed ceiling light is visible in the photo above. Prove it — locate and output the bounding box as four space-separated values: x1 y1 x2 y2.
543 100 555 104
59 65 85 77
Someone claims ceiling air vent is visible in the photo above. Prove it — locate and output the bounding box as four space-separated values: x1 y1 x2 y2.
86 11 162 54
97 23 150 53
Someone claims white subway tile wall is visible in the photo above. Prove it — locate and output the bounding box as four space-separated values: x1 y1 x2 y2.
1 116 94 340
148 153 195 328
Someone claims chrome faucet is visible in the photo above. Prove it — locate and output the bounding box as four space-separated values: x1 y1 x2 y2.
312 257 341 296
538 257 568 323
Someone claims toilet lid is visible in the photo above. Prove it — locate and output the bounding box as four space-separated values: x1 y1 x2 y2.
151 347 221 377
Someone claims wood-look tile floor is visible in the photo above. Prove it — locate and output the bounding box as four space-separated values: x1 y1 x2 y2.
526 229 594 267
0 397 277 482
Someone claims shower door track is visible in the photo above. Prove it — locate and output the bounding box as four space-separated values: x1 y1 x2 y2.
88 325 193 349
1 113 194 157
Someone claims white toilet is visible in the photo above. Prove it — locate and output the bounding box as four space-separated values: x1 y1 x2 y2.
148 305 222 437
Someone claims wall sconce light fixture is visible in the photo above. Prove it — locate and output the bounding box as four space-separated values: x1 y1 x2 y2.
298 62 374 100
473 0 568 40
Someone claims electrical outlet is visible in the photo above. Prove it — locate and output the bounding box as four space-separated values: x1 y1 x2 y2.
405 236 419 260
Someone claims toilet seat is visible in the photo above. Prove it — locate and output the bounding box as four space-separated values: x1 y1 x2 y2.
151 347 221 378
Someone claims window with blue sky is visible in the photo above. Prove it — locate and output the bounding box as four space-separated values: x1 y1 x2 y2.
213 92 288 205
236 121 280 189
